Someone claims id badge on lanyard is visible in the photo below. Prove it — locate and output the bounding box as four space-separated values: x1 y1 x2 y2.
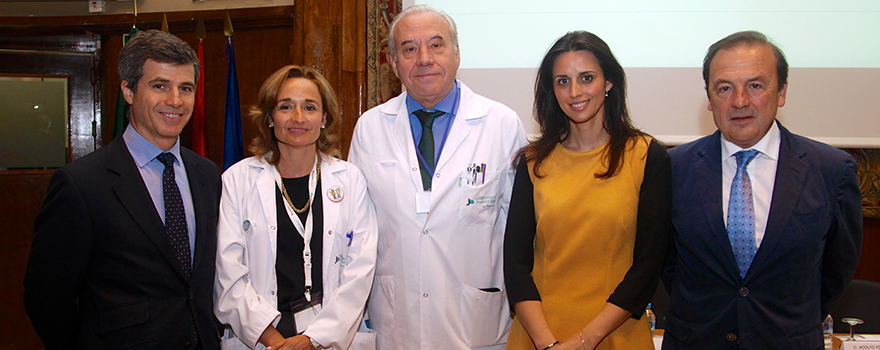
274 158 319 303
291 291 323 334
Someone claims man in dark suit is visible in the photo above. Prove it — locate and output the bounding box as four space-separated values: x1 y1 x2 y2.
662 31 862 350
24 30 221 350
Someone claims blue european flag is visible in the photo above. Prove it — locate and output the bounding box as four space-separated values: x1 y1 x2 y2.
222 36 243 170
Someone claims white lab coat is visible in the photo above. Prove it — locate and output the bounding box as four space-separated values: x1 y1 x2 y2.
348 81 527 350
214 155 378 350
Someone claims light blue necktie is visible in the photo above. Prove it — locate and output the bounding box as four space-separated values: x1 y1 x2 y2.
728 149 760 279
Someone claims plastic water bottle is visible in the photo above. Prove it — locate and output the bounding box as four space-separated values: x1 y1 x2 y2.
647 303 656 336
823 314 833 350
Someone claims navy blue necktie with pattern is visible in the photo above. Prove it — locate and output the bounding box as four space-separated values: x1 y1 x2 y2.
728 149 760 279
157 152 192 280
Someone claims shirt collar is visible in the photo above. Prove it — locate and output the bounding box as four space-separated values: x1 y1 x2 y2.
123 124 183 168
405 80 459 116
720 120 781 162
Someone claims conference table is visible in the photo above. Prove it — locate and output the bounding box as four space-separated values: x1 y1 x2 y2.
652 330 858 350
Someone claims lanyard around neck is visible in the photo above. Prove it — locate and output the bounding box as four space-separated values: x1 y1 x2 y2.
273 155 320 302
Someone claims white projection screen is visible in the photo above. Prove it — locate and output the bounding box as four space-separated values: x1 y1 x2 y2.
404 1 880 147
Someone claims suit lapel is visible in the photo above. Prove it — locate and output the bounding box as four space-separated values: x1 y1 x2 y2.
696 132 742 277
109 138 188 280
182 149 209 279
746 124 808 282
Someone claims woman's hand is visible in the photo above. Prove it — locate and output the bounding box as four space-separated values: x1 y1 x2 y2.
265 335 314 350
568 302 633 350
555 332 596 350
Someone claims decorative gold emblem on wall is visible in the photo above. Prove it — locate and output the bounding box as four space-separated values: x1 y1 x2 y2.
846 149 880 218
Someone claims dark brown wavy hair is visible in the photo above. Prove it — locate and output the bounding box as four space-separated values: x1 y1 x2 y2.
521 30 645 179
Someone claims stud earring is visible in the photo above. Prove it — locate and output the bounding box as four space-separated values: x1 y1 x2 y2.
605 91 609 97
321 125 326 129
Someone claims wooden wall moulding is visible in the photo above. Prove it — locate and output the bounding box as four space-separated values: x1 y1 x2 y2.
366 0 401 109
846 148 880 218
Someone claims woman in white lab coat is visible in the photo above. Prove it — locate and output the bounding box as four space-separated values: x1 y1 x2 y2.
215 65 377 350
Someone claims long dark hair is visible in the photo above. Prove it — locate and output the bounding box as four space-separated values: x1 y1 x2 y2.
521 30 644 178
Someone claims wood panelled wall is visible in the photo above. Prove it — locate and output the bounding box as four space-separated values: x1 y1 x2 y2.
0 2 366 349
856 217 880 282
92 2 367 164
0 172 51 350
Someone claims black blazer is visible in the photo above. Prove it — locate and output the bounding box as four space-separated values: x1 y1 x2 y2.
24 136 222 350
661 122 862 350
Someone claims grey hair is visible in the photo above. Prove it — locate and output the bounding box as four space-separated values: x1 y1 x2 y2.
388 4 459 60
118 29 199 92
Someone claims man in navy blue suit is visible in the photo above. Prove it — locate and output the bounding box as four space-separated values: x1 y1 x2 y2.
662 31 862 350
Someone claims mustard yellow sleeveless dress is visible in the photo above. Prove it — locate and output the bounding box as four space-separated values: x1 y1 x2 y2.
506 138 654 350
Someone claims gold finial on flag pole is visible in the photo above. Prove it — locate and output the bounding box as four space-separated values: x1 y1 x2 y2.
161 13 169 33
196 16 207 41
224 9 234 38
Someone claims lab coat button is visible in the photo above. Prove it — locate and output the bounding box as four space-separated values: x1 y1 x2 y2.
422 293 428 298
328 230 333 235
435 173 440 178
271 291 275 295
412 167 417 172
270 225 276 231
422 230 428 235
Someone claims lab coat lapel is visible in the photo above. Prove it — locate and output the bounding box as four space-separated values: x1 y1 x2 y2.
434 92 475 175
320 157 344 282
254 159 279 261
382 93 424 191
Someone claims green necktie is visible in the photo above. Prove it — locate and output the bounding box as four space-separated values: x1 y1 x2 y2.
414 109 445 190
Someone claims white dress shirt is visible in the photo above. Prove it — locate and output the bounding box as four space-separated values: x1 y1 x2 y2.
721 122 780 247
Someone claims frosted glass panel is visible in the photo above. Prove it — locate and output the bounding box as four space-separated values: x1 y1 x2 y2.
0 76 69 170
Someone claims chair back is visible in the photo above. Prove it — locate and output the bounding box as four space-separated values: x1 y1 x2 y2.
832 279 880 334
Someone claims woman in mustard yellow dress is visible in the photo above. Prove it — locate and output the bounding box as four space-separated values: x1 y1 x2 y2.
504 31 672 350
